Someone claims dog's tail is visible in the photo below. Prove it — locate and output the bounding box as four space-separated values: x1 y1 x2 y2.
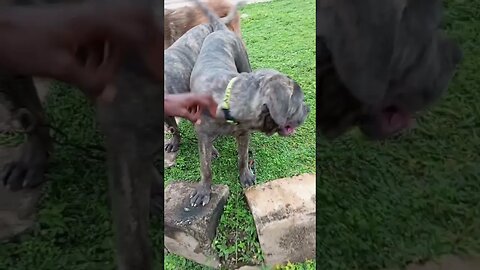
192 0 246 31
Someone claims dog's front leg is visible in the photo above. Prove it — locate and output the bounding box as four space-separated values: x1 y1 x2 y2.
103 140 154 270
190 133 213 207
236 132 255 187
96 67 164 270
0 74 51 190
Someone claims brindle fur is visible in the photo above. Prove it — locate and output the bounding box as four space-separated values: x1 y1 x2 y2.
316 0 462 139
188 0 309 207
164 1 244 153
0 0 163 269
164 0 242 49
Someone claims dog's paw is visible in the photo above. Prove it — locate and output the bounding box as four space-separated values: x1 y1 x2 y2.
211 147 220 161
1 139 48 191
189 185 211 207
164 138 180 153
239 169 256 188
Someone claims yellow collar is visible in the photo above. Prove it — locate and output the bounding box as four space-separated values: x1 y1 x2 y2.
221 77 239 124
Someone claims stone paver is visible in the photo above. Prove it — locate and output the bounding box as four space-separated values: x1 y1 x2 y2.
164 181 230 269
244 173 316 267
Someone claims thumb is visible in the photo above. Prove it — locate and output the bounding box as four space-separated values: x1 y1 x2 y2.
178 108 197 123
192 95 218 117
52 53 107 96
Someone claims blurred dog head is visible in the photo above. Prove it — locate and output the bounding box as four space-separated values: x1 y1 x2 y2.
317 0 462 139
164 0 242 49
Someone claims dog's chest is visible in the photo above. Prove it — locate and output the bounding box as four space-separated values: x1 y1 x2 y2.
200 119 252 138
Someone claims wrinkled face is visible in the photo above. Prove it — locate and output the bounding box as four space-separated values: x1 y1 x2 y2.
257 76 310 137
317 29 462 140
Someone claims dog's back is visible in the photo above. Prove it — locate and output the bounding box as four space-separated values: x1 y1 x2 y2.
164 0 245 95
164 0 242 48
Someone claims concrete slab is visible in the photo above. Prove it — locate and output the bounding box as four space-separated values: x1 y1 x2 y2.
164 181 230 269
244 173 316 267
0 146 44 242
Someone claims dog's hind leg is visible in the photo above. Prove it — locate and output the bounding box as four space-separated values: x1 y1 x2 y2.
0 73 51 190
164 116 181 153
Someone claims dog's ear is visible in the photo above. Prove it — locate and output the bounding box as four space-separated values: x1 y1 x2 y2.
261 75 294 127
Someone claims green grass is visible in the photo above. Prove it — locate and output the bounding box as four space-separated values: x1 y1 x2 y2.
165 0 316 269
316 0 480 269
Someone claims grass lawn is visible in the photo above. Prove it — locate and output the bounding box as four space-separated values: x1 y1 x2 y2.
164 0 316 269
316 0 480 269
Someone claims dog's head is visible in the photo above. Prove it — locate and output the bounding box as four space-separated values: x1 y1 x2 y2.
255 71 310 136
317 0 462 140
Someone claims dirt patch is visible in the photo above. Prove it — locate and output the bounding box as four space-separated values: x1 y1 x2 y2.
278 225 315 263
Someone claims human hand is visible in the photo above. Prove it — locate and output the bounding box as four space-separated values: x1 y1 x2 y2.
164 93 218 124
0 2 163 100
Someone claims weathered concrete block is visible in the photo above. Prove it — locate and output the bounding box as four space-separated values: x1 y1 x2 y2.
164 181 229 269
0 146 43 242
244 173 316 267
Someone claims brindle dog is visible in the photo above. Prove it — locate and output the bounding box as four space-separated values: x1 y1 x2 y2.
189 0 310 207
164 0 243 49
164 1 245 153
0 0 163 269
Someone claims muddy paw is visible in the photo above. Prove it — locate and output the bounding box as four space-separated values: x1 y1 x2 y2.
239 169 256 188
211 147 220 161
164 138 180 153
1 139 48 191
189 184 211 207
